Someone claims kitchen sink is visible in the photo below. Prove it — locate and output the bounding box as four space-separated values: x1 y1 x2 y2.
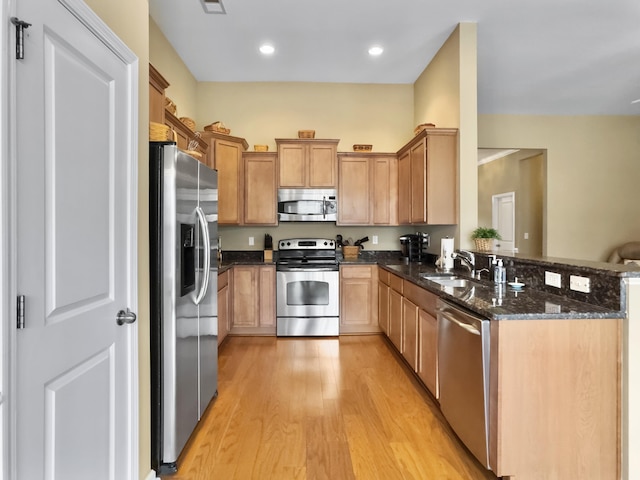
420 274 472 288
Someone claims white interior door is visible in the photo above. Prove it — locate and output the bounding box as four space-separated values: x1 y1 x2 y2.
492 192 516 251
11 0 138 478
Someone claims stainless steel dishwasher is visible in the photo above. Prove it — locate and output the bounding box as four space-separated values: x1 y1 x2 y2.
437 299 491 470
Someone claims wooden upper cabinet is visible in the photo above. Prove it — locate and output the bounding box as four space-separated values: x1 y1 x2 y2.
308 142 337 187
397 128 458 225
338 153 397 226
149 64 169 125
243 152 277 225
278 143 305 187
200 131 249 225
148 64 208 163
397 150 411 224
276 139 338 188
338 155 370 224
372 155 398 225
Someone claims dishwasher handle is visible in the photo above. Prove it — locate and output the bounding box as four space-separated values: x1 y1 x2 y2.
437 305 482 336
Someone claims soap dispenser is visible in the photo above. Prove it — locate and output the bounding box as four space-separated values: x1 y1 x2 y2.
493 259 506 284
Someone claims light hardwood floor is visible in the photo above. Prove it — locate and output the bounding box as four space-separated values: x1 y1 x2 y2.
169 335 498 480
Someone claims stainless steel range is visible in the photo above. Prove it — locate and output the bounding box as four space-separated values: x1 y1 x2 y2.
276 238 339 336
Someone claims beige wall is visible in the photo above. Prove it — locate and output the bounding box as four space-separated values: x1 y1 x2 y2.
195 82 414 151
413 23 478 251
478 115 640 261
149 17 199 121
83 1 151 478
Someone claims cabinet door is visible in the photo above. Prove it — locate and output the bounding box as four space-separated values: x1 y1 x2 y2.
258 266 276 327
372 155 397 225
308 143 337 187
217 284 229 345
217 139 243 225
426 132 457 224
397 150 411 224
418 308 438 397
340 266 378 333
410 139 426 224
244 153 277 225
278 143 306 187
402 297 419 371
389 289 403 352
231 266 258 327
338 156 370 224
378 281 389 335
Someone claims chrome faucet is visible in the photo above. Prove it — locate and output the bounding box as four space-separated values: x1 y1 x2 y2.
453 249 475 276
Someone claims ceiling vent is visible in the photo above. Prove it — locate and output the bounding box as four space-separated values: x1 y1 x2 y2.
200 0 226 14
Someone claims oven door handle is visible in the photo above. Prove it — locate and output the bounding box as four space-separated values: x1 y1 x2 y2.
277 266 339 272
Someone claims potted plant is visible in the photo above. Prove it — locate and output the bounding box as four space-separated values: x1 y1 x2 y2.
471 227 501 251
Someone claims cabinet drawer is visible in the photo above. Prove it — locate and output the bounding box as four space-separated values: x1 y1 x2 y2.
389 273 403 294
218 270 229 290
341 265 373 279
403 280 437 315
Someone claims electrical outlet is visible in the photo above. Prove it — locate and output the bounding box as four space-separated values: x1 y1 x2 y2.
570 275 591 293
524 232 529 239
248 236 254 246
545 271 562 288
372 235 379 245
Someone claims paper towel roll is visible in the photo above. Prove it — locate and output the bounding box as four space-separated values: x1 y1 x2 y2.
441 237 455 270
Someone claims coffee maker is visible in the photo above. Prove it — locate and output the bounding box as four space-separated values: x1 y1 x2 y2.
399 232 430 263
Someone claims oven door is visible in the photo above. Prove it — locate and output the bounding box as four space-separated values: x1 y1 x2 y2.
276 269 339 318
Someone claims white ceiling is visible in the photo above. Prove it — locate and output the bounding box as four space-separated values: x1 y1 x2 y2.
149 0 640 116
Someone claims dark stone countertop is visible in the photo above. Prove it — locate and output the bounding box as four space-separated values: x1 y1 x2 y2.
216 249 626 320
379 263 624 321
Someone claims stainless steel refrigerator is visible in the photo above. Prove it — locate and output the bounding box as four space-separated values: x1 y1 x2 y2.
149 142 218 475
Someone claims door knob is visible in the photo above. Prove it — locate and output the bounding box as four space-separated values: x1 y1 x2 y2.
116 308 137 326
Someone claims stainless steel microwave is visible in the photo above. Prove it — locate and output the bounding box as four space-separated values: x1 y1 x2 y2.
277 188 337 222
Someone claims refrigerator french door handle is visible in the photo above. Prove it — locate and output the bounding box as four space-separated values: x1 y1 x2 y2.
194 206 211 305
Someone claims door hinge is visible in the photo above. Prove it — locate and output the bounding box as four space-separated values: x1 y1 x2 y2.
17 295 25 329
10 17 31 60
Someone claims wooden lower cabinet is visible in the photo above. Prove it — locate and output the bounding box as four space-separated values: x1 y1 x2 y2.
230 265 275 334
388 289 403 352
217 270 230 345
401 297 419 371
489 318 620 479
377 281 389 334
417 309 438 397
339 265 379 334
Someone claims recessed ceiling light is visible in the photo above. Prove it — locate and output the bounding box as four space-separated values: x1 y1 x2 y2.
368 46 384 56
259 44 275 55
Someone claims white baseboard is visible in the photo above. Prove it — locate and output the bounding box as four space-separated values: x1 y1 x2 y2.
144 469 160 480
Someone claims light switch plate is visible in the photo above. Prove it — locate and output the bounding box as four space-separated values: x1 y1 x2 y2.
570 275 591 293
545 271 562 288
